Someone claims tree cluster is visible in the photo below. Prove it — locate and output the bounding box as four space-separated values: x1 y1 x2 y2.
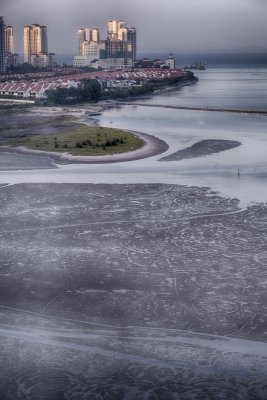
45 78 102 105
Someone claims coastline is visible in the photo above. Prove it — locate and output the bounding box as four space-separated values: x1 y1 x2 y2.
0 129 168 164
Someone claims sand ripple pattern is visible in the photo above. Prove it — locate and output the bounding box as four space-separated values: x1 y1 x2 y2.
6 365 267 400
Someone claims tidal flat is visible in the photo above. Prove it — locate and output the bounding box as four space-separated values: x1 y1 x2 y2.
0 67 267 398
0 182 266 399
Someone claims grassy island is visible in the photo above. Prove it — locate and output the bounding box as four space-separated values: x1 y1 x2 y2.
0 115 144 156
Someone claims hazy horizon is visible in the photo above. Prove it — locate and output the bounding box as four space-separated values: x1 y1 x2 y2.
1 0 267 56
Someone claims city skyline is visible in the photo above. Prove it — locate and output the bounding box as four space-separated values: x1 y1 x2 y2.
1 0 267 55
73 20 136 69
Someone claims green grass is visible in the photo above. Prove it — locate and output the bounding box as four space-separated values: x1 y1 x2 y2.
1 123 144 156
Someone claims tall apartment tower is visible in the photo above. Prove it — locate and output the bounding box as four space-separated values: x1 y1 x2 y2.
4 24 18 69
100 20 137 64
90 28 100 43
77 28 100 56
77 28 86 56
0 16 6 73
107 20 118 39
23 26 31 63
5 25 14 53
127 28 137 60
24 24 48 63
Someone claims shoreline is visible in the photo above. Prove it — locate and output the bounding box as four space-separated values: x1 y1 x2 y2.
0 129 168 164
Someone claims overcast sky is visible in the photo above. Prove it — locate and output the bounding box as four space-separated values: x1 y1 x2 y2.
2 0 267 55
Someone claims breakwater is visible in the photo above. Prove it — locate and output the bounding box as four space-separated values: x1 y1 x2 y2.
124 103 267 115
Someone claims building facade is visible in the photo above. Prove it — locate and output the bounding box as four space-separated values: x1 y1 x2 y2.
127 28 137 61
31 52 56 68
73 40 99 67
5 25 14 54
77 28 86 56
78 28 100 56
74 20 136 70
24 24 51 65
82 40 99 58
165 53 175 69
0 16 6 73
4 25 18 69
101 20 137 65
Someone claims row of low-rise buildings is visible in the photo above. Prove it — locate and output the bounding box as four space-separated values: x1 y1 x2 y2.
0 68 185 101
73 19 137 69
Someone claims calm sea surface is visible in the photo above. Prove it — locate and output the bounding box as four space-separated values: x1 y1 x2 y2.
138 68 267 111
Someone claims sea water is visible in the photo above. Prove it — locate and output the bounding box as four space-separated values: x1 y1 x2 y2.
2 65 267 207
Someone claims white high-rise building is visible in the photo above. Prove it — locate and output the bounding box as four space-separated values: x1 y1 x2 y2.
108 20 118 38
117 20 125 30
90 28 100 43
77 27 100 56
118 27 128 41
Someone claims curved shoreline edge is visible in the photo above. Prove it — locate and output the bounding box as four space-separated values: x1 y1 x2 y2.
0 130 169 165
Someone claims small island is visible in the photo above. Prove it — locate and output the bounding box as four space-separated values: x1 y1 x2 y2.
1 124 144 156
0 111 168 163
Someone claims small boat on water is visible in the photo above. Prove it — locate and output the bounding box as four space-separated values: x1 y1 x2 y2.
87 111 102 116
184 63 206 71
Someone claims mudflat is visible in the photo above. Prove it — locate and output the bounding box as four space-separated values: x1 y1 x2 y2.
0 182 266 399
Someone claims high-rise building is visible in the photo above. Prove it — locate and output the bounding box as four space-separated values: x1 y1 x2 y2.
0 16 6 73
23 26 31 64
100 20 137 66
73 39 100 67
127 28 137 61
100 39 133 60
90 28 100 44
5 25 14 54
74 20 136 69
4 24 18 69
77 28 86 56
118 27 128 41
107 20 118 39
24 24 49 64
40 25 48 53
31 52 56 68
30 24 47 54
82 41 99 58
77 27 100 56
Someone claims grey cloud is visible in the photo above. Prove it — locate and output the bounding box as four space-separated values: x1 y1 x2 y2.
2 0 267 55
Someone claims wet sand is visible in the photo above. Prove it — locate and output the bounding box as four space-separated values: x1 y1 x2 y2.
0 182 266 399
160 139 241 161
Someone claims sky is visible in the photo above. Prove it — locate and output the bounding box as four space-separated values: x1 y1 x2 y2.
1 0 267 55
